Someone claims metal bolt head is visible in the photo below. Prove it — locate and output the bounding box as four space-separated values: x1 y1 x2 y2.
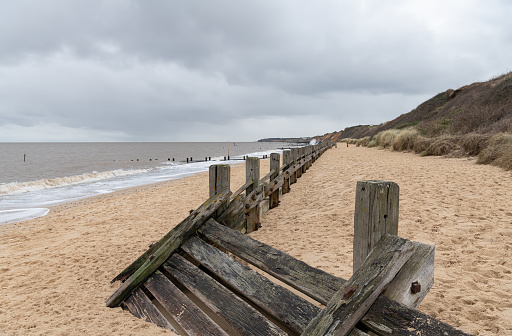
411 281 421 294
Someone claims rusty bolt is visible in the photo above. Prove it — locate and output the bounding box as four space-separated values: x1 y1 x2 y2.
149 254 155 261
251 194 256 200
343 285 358 299
411 281 421 294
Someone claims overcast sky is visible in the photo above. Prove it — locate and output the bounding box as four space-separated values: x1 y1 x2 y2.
1 0 511 142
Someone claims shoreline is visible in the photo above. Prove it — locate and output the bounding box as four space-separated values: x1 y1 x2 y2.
1 146 511 335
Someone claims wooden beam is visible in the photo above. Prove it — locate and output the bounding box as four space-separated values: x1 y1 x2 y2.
145 271 229 336
217 194 246 232
164 254 288 336
360 296 473 336
199 219 346 305
209 164 231 216
353 180 399 272
122 288 176 332
282 150 291 194
106 189 231 308
301 235 416 336
182 236 320 333
269 153 280 209
246 157 260 233
383 243 435 308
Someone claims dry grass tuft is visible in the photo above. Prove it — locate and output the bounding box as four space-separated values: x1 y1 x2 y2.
458 133 490 156
357 136 371 147
477 133 512 170
421 136 460 156
391 128 420 151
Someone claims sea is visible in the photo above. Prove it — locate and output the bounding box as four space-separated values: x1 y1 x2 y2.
0 142 297 225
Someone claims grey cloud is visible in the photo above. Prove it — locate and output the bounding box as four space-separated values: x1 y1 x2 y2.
0 0 511 141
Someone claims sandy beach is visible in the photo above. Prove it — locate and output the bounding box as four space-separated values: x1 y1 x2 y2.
1 146 511 335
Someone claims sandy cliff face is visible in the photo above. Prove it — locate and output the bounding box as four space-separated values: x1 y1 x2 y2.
315 72 512 143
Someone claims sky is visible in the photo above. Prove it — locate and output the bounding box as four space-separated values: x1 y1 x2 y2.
1 0 511 142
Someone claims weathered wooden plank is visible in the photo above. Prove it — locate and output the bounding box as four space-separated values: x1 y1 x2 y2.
281 149 292 194
209 164 231 216
383 243 435 308
361 296 474 336
269 153 280 209
301 234 416 336
145 270 229 336
182 235 321 333
123 287 176 332
106 189 231 308
218 194 246 232
199 219 346 304
163 253 288 336
353 180 399 272
246 157 260 233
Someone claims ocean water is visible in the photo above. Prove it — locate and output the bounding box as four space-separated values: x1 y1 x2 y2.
0 142 294 225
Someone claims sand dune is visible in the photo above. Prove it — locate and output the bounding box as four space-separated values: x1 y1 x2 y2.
1 146 510 335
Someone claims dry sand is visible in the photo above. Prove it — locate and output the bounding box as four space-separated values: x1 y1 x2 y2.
1 146 511 335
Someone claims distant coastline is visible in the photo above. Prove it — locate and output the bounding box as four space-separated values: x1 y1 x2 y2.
257 137 312 143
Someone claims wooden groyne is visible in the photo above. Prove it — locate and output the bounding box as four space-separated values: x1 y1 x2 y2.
106 142 472 335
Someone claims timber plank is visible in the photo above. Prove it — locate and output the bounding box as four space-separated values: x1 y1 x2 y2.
301 235 416 336
181 235 321 333
163 253 288 336
145 271 229 336
361 296 474 336
198 219 346 304
217 194 246 231
106 189 231 308
123 288 176 332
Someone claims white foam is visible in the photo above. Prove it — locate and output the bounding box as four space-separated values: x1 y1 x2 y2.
0 208 50 225
0 169 150 195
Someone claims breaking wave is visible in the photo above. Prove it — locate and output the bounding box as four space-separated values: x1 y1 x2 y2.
0 169 150 195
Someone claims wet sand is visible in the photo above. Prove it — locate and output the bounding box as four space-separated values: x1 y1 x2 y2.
1 146 511 335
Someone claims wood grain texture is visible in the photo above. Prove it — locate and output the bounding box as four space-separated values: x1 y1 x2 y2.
181 235 321 333
163 253 288 336
145 271 229 336
360 296 474 336
353 180 399 272
269 153 280 209
123 288 176 332
383 242 435 308
218 194 246 232
301 234 415 336
199 218 346 304
246 157 260 233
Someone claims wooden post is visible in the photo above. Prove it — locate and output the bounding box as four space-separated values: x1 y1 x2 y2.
353 180 399 273
246 157 260 233
290 148 297 183
301 147 308 173
209 164 231 216
282 150 291 194
295 148 303 179
269 153 280 209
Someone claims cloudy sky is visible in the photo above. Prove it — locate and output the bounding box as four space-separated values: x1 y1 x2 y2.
1 0 511 142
